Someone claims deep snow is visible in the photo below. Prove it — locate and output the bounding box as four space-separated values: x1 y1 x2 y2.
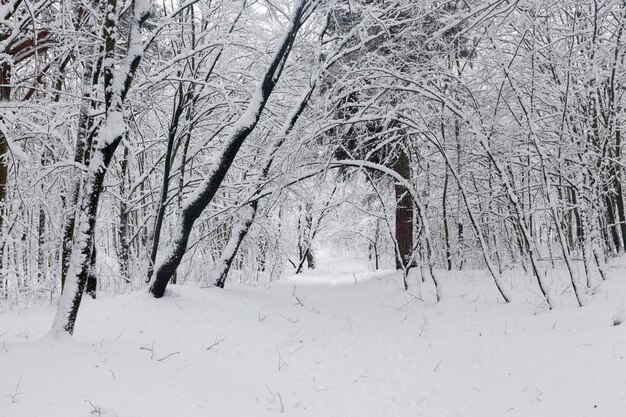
1 254 626 416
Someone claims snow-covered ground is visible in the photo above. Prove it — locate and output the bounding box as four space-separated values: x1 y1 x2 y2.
1 253 626 417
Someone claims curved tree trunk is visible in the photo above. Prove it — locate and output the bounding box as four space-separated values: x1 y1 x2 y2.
150 0 317 298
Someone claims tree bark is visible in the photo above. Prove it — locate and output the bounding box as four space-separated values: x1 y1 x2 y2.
613 129 626 251
86 245 97 299
61 46 97 291
443 166 452 270
118 144 130 283
0 63 10 285
393 147 413 270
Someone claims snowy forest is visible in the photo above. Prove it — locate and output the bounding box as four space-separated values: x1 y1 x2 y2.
2 0 626 416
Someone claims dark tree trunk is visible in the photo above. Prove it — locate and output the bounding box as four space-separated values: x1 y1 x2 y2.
118 145 130 283
0 63 10 285
214 202 258 288
393 147 413 270
37 202 45 283
61 51 96 291
86 245 97 299
306 249 315 270
571 188 584 250
605 194 620 252
613 130 626 251
454 118 465 270
146 84 188 283
53 138 121 334
443 166 452 270
0 63 9 225
373 218 380 269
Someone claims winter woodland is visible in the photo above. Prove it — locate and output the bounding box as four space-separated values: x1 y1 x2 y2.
1 0 626 416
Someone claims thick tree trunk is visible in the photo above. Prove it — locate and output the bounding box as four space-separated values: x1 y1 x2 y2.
50 0 150 336
61 52 96 291
306 249 315 270
604 194 620 252
393 147 413 270
51 140 119 334
86 245 97 299
150 0 314 298
0 63 10 285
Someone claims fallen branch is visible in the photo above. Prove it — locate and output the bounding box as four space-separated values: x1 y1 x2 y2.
157 351 181 362
206 337 225 351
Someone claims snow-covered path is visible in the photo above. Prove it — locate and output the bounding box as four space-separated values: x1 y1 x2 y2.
1 257 626 416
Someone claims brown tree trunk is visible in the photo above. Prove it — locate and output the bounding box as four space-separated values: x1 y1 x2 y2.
0 63 10 285
393 147 413 270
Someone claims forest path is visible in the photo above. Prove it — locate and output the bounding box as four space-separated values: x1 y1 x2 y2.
1 256 626 416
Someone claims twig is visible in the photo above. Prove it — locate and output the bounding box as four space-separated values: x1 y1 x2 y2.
292 285 304 306
289 344 306 355
206 337 225 351
391 291 423 311
139 337 156 360
267 386 285 413
277 314 299 324
6 376 23 404
157 351 181 362
276 346 288 371
277 390 285 413
419 316 428 337
88 400 104 416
